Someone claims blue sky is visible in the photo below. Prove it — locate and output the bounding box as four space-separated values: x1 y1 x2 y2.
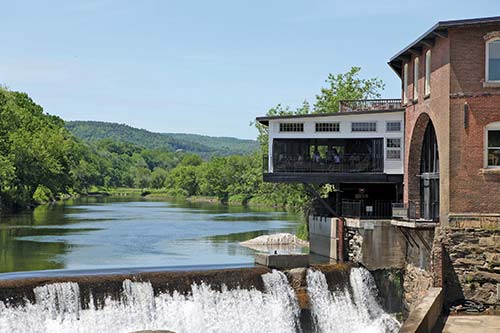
1 1 499 139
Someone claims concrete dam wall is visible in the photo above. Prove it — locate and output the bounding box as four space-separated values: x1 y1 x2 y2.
0 264 400 332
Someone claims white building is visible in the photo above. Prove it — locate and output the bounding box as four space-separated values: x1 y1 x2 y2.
256 99 405 219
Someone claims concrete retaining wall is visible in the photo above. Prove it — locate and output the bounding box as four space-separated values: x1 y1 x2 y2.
309 216 339 259
345 219 406 271
400 287 443 333
0 267 271 307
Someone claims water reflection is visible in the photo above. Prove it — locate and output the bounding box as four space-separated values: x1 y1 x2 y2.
0 197 301 273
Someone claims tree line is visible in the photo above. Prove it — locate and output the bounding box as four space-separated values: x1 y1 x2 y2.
0 67 384 216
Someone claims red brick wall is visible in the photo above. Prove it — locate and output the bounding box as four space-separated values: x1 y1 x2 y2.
448 24 500 214
449 96 500 213
450 23 500 93
402 24 500 222
403 35 451 221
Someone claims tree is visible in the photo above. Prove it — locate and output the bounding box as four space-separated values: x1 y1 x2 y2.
150 168 168 189
314 66 385 113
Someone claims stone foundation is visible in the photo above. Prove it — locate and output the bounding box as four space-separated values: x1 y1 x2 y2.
436 225 500 306
403 263 434 316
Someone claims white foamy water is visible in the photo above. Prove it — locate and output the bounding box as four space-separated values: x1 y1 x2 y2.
0 267 400 333
306 267 400 333
0 270 300 333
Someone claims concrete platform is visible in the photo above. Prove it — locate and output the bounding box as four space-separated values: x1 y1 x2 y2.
255 253 309 269
391 220 439 229
434 315 500 333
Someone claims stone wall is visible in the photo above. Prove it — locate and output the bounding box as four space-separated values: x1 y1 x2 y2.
435 226 500 306
403 263 434 316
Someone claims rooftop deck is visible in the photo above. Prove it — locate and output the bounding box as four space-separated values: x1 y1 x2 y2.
255 98 404 125
338 99 403 113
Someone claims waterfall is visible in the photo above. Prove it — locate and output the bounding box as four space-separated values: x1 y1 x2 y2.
33 282 81 321
0 270 300 333
0 268 400 333
306 267 400 333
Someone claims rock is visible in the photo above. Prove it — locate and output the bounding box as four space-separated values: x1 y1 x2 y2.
240 233 309 246
479 237 497 247
471 271 500 283
455 258 485 266
240 233 309 254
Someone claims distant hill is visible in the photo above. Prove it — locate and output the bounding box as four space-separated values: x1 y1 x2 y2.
66 121 259 157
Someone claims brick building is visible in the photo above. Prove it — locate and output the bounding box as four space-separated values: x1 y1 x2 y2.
389 16 500 225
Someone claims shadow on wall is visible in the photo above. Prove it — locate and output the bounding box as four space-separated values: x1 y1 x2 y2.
442 245 465 307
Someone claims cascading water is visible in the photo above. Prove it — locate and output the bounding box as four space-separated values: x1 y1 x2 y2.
33 282 81 321
0 267 399 333
306 267 400 333
0 270 301 333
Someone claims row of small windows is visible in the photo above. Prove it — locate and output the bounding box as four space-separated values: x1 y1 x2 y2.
403 50 432 104
315 122 340 132
279 121 402 133
404 37 500 101
351 122 377 132
279 123 304 132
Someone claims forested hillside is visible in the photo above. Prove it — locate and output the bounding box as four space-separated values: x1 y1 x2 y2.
66 121 259 157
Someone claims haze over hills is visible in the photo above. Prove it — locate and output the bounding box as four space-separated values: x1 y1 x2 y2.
66 121 259 157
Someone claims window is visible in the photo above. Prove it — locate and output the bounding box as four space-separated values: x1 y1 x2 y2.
413 57 419 100
352 122 377 132
486 125 500 167
315 122 340 132
486 39 500 82
386 138 401 160
386 121 401 132
279 123 304 132
403 63 409 104
425 50 431 95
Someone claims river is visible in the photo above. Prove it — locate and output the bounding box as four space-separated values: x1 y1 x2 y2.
0 196 303 274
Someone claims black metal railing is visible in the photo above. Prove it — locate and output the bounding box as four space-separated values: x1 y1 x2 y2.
341 200 394 219
391 201 439 222
392 202 416 221
339 99 403 113
271 153 384 173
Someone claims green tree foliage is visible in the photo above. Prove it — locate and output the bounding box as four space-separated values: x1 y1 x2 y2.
314 66 385 113
0 88 80 206
0 66 384 231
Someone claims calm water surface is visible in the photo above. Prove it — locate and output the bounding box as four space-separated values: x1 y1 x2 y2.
0 197 302 274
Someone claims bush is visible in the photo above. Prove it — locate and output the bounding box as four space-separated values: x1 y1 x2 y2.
296 219 309 241
164 188 189 198
33 185 54 204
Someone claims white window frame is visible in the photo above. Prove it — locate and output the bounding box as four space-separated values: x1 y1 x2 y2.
315 122 340 132
403 63 409 104
425 50 431 96
351 121 377 132
386 138 402 161
485 122 500 168
386 121 401 132
486 38 500 83
413 57 419 100
279 122 304 132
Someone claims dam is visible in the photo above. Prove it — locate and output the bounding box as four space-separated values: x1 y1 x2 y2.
0 265 400 333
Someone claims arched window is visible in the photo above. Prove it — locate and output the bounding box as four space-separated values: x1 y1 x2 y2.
486 38 500 82
485 122 500 168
